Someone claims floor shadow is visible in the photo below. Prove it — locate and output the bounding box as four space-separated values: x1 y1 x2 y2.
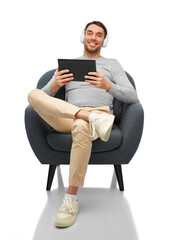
32 167 139 240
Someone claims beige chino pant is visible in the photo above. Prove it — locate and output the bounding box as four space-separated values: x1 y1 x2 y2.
28 89 111 187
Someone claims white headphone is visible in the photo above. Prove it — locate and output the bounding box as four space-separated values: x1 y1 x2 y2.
80 31 109 48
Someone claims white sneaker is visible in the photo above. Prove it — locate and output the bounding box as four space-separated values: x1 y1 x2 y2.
55 196 78 228
89 113 115 142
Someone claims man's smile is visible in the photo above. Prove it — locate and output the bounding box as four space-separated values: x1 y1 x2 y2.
88 42 97 47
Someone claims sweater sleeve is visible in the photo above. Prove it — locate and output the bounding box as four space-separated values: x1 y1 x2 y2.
41 70 60 96
109 59 139 104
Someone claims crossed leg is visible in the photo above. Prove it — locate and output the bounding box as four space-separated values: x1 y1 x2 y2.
28 89 93 194
28 89 112 194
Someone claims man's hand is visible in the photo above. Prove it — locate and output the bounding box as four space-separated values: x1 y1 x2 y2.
84 71 111 91
55 67 74 87
50 67 74 93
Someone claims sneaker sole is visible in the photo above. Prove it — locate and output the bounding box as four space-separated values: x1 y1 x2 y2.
55 210 78 228
55 218 76 228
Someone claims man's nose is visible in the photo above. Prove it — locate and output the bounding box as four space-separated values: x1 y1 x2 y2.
91 34 96 40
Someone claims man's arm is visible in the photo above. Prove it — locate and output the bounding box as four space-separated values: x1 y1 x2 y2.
41 68 74 95
85 59 139 104
41 70 57 96
109 77 139 104
109 59 139 103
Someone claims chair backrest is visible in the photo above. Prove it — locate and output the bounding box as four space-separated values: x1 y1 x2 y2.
37 69 56 89
36 69 136 122
125 72 136 90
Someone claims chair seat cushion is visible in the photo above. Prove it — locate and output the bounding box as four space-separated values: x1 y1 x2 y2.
47 124 122 153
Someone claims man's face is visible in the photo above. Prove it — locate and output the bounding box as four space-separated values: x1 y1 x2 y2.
84 24 105 55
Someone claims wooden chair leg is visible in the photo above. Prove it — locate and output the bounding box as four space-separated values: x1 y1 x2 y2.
46 164 57 191
114 164 124 191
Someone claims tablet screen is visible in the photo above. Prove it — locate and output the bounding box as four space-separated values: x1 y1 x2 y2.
58 59 96 81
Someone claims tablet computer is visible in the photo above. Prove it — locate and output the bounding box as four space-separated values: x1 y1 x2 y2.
58 59 96 81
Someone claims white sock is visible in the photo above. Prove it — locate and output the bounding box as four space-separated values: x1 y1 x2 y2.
88 112 99 122
65 193 78 200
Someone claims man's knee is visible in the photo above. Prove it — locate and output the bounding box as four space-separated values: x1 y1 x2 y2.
71 119 92 148
28 89 39 104
71 119 90 136
28 89 44 106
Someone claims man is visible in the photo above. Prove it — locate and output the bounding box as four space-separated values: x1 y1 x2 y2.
28 21 138 228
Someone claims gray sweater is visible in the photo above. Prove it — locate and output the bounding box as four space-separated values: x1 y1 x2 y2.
41 56 138 112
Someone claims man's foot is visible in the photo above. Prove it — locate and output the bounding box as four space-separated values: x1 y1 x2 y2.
89 113 115 142
55 196 79 228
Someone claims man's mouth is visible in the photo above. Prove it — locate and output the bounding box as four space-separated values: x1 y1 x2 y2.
89 42 97 47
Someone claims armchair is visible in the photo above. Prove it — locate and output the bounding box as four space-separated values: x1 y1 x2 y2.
25 69 144 191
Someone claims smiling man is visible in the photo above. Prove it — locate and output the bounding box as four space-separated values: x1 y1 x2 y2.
28 21 138 228
84 23 106 57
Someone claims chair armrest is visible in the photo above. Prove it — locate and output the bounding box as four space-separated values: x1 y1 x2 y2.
117 101 144 163
24 105 52 163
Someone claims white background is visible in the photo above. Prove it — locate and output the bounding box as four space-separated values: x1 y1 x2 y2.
0 0 175 239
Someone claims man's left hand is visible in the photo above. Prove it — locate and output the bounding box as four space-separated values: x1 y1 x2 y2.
84 71 111 92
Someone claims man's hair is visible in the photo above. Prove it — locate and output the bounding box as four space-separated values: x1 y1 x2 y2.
84 21 108 39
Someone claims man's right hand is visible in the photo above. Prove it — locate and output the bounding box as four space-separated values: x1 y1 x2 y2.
50 67 74 94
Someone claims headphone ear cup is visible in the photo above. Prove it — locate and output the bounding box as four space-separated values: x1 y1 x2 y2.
80 31 85 44
103 35 109 48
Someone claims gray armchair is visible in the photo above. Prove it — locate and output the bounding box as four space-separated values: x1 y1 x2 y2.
25 69 144 191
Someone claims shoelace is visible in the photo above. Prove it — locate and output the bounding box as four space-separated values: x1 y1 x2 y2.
59 197 77 215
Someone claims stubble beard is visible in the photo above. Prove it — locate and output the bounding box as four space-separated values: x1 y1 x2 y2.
84 44 101 55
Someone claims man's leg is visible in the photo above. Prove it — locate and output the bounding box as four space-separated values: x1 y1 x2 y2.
28 89 92 133
28 90 92 193
55 118 92 228
55 106 114 227
66 185 79 195
75 109 90 122
28 90 114 188
28 89 81 122
69 119 92 186
68 106 112 187
28 90 114 227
